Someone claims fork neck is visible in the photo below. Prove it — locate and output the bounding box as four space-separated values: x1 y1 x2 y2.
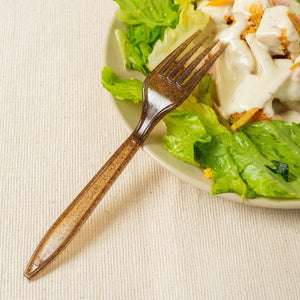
133 111 160 145
133 88 174 144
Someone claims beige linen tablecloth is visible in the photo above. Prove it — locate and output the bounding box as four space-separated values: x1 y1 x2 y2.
1 1 300 299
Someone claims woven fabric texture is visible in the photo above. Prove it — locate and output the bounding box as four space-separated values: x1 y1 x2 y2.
0 1 300 299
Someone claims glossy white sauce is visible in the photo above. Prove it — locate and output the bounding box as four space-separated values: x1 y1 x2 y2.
199 0 300 122
232 0 273 14
257 6 300 59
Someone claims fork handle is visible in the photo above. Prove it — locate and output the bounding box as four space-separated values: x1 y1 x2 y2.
24 132 141 279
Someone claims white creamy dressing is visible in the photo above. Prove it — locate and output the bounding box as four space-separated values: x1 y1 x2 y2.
257 6 300 59
198 0 300 122
232 0 273 13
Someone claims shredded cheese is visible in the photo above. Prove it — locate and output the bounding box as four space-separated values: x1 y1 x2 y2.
288 12 300 37
291 62 300 70
241 3 264 38
231 108 261 130
206 0 234 7
204 168 213 179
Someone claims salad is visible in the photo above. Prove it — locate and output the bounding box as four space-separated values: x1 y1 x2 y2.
102 0 300 200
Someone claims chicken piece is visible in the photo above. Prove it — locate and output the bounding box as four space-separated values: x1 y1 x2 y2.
273 0 289 4
232 0 273 14
276 55 300 102
256 6 300 59
288 12 300 37
272 0 300 18
226 34 293 117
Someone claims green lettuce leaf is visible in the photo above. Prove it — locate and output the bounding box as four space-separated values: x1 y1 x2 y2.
148 3 210 70
163 102 300 199
118 24 165 74
114 0 179 28
194 121 300 199
113 0 179 74
163 110 211 165
241 121 300 181
195 133 251 198
266 161 289 182
162 102 227 163
190 75 214 106
101 66 143 103
178 101 229 136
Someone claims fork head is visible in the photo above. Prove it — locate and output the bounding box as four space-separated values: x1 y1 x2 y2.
135 30 227 143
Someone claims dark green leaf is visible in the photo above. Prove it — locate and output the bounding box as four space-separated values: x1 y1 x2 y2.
266 161 289 182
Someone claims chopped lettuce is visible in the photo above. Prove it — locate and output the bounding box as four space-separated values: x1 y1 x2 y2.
163 110 211 165
194 123 300 199
164 106 300 199
195 133 251 198
118 24 165 74
113 0 179 74
190 75 214 106
101 66 143 103
114 0 179 28
148 3 210 70
178 100 228 136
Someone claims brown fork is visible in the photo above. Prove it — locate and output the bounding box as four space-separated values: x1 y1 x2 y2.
24 30 226 279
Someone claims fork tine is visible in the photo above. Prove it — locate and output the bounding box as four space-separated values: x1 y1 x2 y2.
175 39 219 85
153 29 202 74
166 35 210 82
183 43 228 90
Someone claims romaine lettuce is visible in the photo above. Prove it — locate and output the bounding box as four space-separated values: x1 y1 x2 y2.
194 124 300 199
148 3 210 70
178 100 229 136
114 0 179 28
113 0 179 74
163 105 300 199
101 66 143 103
163 110 211 165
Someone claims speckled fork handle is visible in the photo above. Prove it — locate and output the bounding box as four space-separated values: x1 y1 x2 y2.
24 29 226 279
24 132 142 279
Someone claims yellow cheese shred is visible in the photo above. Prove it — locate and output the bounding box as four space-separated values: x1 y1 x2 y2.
291 63 300 71
206 0 234 7
231 108 261 131
204 168 213 179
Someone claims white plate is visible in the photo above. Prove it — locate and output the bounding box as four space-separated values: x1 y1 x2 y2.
105 19 300 209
